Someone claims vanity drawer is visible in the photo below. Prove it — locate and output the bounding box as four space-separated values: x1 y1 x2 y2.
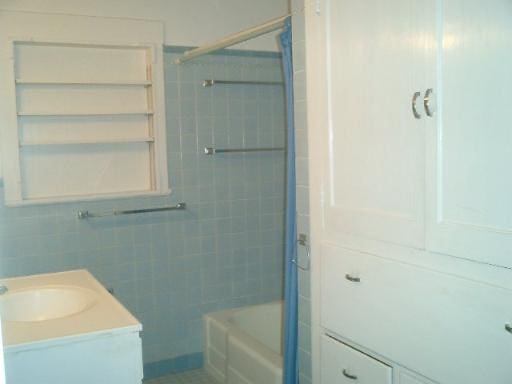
320 244 512 384
321 334 392 384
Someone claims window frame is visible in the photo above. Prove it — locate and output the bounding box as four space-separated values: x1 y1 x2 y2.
1 36 170 206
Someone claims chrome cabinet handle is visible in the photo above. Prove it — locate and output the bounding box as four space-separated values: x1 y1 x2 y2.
505 323 512 334
412 91 422 119
342 369 358 380
424 88 435 117
345 274 360 283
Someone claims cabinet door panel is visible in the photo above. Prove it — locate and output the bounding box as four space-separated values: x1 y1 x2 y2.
426 0 512 266
323 0 433 248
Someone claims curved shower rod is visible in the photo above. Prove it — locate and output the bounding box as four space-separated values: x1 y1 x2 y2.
174 14 290 64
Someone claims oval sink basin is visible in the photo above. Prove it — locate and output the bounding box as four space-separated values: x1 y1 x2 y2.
0 286 97 322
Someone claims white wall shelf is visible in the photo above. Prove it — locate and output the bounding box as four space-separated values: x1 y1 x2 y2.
17 111 154 117
19 137 155 147
0 25 169 206
15 79 152 86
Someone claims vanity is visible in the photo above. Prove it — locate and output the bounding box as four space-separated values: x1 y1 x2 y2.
0 270 143 384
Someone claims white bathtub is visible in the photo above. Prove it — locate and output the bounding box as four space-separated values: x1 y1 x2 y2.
203 301 283 384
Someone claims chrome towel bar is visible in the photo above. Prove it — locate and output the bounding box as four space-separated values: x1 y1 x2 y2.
77 202 186 219
202 79 284 87
204 147 284 155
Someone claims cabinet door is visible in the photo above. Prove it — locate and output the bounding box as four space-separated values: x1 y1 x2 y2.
426 0 512 267
321 0 434 249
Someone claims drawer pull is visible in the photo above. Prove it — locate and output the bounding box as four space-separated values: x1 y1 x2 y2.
412 91 422 119
342 369 358 380
506 324 512 334
345 274 361 283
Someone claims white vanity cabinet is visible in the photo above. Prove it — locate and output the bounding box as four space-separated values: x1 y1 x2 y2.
1 270 143 384
6 332 143 384
306 0 512 383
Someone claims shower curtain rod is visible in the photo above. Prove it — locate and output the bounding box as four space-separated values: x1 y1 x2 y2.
174 14 290 64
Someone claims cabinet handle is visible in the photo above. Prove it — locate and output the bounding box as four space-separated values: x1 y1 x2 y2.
505 323 512 334
412 91 422 119
424 88 435 117
342 369 358 380
345 274 361 283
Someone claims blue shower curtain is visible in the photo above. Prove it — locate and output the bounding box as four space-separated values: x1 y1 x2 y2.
280 18 299 384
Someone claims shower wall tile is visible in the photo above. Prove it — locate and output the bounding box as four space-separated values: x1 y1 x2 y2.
0 49 286 371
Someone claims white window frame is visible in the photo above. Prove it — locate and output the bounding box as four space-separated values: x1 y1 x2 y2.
0 12 169 206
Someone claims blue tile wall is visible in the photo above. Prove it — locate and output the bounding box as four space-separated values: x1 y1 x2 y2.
0 49 286 370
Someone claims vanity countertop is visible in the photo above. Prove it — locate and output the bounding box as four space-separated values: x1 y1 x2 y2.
0 269 141 353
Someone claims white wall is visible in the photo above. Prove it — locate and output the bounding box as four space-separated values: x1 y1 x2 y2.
0 0 289 51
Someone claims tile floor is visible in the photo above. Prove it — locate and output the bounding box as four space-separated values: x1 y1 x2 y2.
144 369 218 384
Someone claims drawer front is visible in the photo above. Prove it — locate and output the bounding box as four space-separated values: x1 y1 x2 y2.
321 244 512 384
321 335 392 384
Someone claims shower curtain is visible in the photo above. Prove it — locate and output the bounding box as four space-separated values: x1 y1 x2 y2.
280 18 299 384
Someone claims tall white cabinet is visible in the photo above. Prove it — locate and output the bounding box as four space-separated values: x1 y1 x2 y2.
306 1 512 383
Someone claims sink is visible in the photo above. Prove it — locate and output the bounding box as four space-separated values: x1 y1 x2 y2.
0 285 97 322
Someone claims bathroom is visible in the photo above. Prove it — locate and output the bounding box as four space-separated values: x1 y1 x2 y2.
1 1 511 384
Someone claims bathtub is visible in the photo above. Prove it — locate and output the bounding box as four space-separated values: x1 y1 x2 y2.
204 301 283 384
